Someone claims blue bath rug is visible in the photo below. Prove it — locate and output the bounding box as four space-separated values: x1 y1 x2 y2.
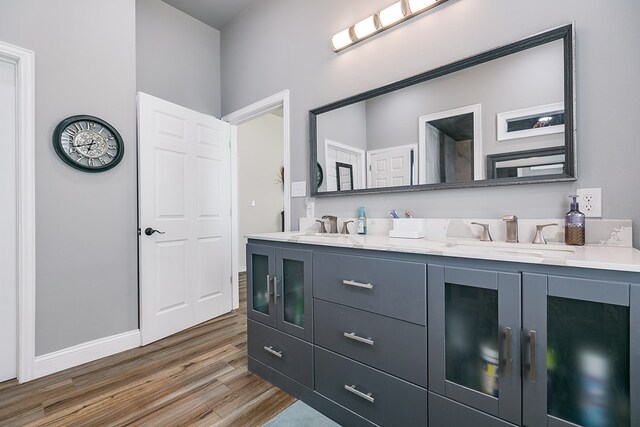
262 400 341 427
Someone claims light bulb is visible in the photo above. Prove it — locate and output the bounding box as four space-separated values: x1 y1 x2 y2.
353 15 379 39
408 0 437 13
331 28 354 51
379 2 406 27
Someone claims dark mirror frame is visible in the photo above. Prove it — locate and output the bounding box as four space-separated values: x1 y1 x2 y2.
309 24 576 197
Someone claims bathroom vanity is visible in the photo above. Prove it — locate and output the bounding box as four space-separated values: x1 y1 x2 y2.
246 233 639 427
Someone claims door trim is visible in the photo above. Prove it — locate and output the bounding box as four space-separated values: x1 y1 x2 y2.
223 90 291 310
0 40 36 383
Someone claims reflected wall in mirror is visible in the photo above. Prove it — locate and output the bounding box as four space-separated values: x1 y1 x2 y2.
310 24 575 196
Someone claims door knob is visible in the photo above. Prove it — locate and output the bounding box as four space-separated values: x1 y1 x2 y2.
144 227 165 236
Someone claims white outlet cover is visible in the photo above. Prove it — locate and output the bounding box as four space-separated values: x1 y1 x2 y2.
291 181 306 198
576 188 602 218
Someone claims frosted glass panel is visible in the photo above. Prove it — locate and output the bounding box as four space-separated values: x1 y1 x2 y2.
251 254 269 315
445 284 499 397
547 296 630 426
282 259 304 328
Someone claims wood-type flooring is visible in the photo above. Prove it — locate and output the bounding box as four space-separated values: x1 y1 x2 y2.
0 273 295 426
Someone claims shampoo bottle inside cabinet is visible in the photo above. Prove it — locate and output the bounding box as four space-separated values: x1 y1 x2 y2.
565 195 585 245
357 207 367 235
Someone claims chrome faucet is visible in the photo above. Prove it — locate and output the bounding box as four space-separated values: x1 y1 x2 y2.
502 215 519 243
322 215 338 233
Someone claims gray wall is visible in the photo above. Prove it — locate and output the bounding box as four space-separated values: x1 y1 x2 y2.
137 0 221 117
0 0 138 355
221 0 640 248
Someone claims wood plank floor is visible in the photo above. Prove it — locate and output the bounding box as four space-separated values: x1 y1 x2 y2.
0 274 296 426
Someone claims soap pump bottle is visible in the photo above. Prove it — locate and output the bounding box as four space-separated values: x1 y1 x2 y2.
357 207 367 235
565 195 585 246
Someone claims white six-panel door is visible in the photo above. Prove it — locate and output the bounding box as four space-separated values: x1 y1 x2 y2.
138 93 232 345
367 144 417 189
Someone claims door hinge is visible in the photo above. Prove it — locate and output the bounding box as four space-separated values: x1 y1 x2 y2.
230 275 233 284
137 228 141 236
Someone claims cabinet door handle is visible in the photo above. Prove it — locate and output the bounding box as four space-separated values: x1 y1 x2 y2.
504 327 512 377
274 276 281 298
529 330 536 383
263 345 283 358
344 384 374 403
266 275 273 297
342 279 373 289
343 332 374 346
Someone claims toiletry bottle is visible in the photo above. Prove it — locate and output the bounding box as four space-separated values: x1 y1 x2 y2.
565 195 585 245
357 207 367 235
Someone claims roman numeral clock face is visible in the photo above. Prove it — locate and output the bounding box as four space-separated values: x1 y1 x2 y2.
53 115 124 172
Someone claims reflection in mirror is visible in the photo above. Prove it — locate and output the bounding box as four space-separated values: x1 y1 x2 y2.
419 104 481 184
310 24 575 196
336 162 354 191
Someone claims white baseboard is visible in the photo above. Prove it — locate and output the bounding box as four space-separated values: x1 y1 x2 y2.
239 265 246 273
33 330 140 379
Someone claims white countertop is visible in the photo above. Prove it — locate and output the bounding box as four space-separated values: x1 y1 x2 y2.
246 232 640 273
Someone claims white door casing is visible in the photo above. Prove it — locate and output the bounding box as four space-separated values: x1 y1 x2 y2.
138 92 233 345
367 144 417 189
418 104 483 184
0 40 35 384
0 57 17 382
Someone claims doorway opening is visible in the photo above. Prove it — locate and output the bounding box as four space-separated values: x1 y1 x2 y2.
223 90 290 308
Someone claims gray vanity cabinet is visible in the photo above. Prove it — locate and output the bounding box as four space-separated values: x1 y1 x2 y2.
428 265 522 425
246 244 313 341
522 274 639 427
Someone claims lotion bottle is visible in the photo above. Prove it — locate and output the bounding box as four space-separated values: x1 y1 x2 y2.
565 195 585 245
357 207 367 235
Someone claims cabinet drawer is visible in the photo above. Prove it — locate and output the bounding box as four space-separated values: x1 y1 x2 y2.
247 319 313 388
428 392 517 427
314 299 427 387
315 347 427 427
313 252 426 325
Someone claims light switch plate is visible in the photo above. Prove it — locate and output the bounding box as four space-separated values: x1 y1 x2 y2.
291 181 306 198
576 188 602 218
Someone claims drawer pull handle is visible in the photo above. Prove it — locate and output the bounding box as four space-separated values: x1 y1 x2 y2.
343 332 374 346
263 346 283 358
344 384 375 403
342 279 373 289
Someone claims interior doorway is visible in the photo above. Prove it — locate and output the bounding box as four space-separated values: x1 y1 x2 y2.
223 90 290 307
236 110 284 272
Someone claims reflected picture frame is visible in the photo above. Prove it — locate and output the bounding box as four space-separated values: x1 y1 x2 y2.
497 102 565 141
335 162 354 191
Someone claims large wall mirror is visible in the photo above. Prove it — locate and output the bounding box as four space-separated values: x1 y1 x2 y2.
310 24 575 196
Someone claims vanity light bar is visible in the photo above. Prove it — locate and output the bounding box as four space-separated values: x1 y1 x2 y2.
331 0 449 52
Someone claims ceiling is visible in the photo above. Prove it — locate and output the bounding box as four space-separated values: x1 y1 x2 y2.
161 0 256 30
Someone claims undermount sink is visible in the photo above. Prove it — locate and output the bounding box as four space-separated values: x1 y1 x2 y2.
446 239 576 253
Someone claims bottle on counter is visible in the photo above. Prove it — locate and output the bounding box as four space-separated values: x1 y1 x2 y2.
565 195 585 246
357 207 367 235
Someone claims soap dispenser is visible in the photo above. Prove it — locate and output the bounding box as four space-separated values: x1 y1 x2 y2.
565 195 585 246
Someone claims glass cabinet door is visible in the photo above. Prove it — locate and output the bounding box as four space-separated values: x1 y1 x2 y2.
276 248 312 341
428 265 522 425
523 274 639 427
246 244 276 326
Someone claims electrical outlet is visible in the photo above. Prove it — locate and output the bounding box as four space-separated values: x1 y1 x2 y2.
576 188 602 218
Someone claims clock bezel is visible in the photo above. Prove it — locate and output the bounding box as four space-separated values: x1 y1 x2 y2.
53 115 124 173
